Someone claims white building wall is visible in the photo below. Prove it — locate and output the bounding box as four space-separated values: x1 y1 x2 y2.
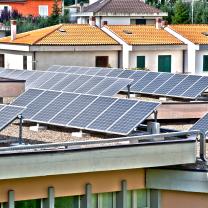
195 50 208 75
129 50 183 73
96 17 130 27
0 51 33 70
35 51 118 70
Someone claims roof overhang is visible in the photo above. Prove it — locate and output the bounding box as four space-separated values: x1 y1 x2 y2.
132 44 187 51
0 43 30 51
0 138 196 180
146 168 208 193
73 12 168 17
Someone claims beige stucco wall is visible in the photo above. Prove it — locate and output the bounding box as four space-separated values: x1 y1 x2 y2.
35 51 119 70
161 190 208 208
0 169 145 202
129 50 183 73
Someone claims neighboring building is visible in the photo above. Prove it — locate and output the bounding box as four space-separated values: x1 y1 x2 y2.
0 0 62 17
0 23 120 70
102 24 186 72
74 0 167 27
165 24 208 75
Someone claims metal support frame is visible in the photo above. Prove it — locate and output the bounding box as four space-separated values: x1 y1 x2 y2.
116 180 127 208
199 132 207 162
18 114 23 145
127 84 131 99
154 110 158 122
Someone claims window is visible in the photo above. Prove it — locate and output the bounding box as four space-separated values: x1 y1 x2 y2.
136 19 146 25
15 199 41 208
39 5 48 17
55 196 79 208
0 54 4 67
137 56 145 69
203 55 208 71
158 55 171 72
23 55 27 69
95 56 109 67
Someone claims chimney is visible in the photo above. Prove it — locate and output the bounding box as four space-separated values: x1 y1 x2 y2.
10 20 17 41
102 21 108 26
155 18 162 29
90 16 96 26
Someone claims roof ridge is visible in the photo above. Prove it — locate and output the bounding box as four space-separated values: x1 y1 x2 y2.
32 24 62 45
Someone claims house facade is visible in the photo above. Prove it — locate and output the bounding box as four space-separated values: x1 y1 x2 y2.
102 25 186 73
165 24 208 75
74 0 167 27
0 23 120 70
0 0 62 17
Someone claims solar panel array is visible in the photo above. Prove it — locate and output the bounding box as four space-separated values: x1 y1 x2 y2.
12 89 160 135
0 68 132 97
0 104 24 131
190 113 208 134
47 65 208 100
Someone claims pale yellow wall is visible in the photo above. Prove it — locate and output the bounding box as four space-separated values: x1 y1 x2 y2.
0 169 145 202
130 50 183 73
161 190 208 208
35 51 119 70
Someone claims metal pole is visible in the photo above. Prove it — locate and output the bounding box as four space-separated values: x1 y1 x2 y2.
18 114 23 145
154 110 158 122
191 0 194 24
127 84 131 99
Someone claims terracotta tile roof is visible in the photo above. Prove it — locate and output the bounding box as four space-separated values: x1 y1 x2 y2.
106 25 183 45
169 24 208 45
0 24 118 45
84 0 164 15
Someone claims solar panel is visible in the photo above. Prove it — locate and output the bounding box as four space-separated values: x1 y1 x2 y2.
15 70 35 80
108 101 159 134
75 67 91 75
167 75 201 97
107 69 124 77
154 74 186 95
87 99 137 131
118 70 136 78
48 65 62 72
56 66 71 73
131 72 159 92
84 68 103 76
101 78 132 96
39 73 66 90
0 69 16 77
87 77 117 95
26 71 45 88
51 74 80 91
7 70 25 79
0 105 25 131
182 76 208 98
128 70 148 86
29 72 56 89
22 91 61 119
12 89 44 107
141 73 174 94
50 94 97 125
65 66 80 74
75 76 104 94
31 93 79 122
190 113 208 134
63 75 92 92
96 68 113 76
69 96 117 128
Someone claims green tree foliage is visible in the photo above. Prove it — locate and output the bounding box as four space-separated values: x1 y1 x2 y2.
160 2 174 24
172 0 190 24
194 1 208 24
48 0 62 25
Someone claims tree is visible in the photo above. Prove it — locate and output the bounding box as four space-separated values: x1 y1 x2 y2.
48 0 62 25
172 0 190 24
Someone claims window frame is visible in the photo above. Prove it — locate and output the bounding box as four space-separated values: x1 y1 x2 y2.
38 5 49 17
136 56 145 69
